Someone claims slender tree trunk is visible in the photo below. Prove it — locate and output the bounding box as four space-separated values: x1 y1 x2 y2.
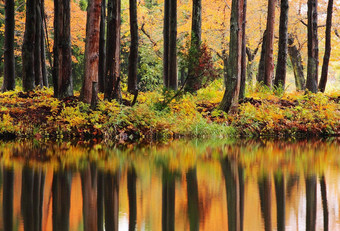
105 0 121 101
185 0 202 92
128 168 137 231
128 0 139 94
41 0 48 87
274 173 285 231
219 0 245 113
98 0 106 93
53 0 73 98
162 168 175 231
306 175 317 231
239 0 247 99
22 0 37 92
186 168 200 231
258 175 272 231
169 0 178 90
306 0 319 93
288 35 305 90
82 0 102 104
318 0 333 93
163 0 170 88
320 175 328 231
104 171 120 231
3 168 14 231
263 0 276 88
2 0 16 92
274 0 289 89
35 0 43 87
257 30 267 83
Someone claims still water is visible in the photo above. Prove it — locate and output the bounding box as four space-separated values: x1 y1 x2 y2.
0 139 339 231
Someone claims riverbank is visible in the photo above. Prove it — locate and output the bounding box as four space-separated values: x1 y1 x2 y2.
0 83 339 141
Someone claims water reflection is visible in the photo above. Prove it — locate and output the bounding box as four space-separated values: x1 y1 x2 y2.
0 139 339 230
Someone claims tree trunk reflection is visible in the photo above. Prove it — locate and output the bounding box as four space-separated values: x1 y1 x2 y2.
258 175 272 231
162 168 175 231
186 168 200 231
306 175 317 231
104 170 120 231
3 167 14 231
274 173 285 231
128 167 137 231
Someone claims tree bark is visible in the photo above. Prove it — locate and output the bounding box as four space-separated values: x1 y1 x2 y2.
219 0 245 113
2 0 16 92
185 0 202 92
105 0 121 101
246 47 259 87
128 0 139 94
41 0 48 87
22 0 36 92
169 0 178 90
163 0 170 88
306 0 319 93
239 0 247 99
82 0 102 104
257 30 267 83
98 0 106 93
35 0 43 87
274 0 289 89
288 35 305 90
263 0 276 88
53 0 73 98
318 0 333 93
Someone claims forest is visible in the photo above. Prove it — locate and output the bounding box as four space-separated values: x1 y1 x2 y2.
0 0 339 140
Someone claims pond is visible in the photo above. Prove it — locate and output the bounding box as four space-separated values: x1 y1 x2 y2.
0 138 339 231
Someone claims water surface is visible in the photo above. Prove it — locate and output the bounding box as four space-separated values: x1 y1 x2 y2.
0 139 339 231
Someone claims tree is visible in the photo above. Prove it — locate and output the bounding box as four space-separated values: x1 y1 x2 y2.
306 0 319 93
53 0 73 98
257 30 267 84
163 0 170 88
318 0 333 93
239 0 247 99
274 0 289 89
168 0 178 90
2 0 16 92
274 173 285 231
185 0 202 92
82 0 102 104
288 35 305 90
105 0 121 101
35 0 43 87
219 0 246 113
263 0 276 88
22 0 37 91
127 0 139 94
98 0 106 93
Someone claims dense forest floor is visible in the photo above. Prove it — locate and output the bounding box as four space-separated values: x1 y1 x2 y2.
0 82 339 141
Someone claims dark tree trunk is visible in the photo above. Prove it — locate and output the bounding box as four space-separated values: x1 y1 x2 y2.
128 0 139 94
128 168 137 231
2 0 16 92
97 171 104 231
3 168 14 231
274 173 285 231
257 30 267 83
185 0 202 92
98 0 106 93
105 0 121 101
35 0 43 87
306 0 319 93
306 175 317 231
318 0 333 93
263 0 276 88
52 171 72 231
320 175 329 231
288 35 305 90
162 168 175 231
163 0 170 88
186 168 200 231
22 0 37 92
274 0 289 89
258 175 272 231
41 0 48 87
239 0 247 99
168 0 178 90
104 171 119 231
82 0 102 104
53 0 73 98
219 0 245 113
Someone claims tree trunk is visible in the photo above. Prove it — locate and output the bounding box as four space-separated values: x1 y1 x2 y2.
41 0 48 87
105 0 121 101
306 0 319 93
22 0 36 92
104 171 119 231
263 0 276 88
219 0 245 113
82 0 102 104
320 175 329 231
185 0 202 92
35 0 43 87
53 0 73 98
239 0 247 99
162 168 175 231
98 0 106 93
168 0 178 90
257 30 267 83
274 0 289 89
2 0 16 92
128 168 137 231
258 175 272 231
3 168 14 231
274 173 285 231
318 0 333 93
288 35 305 90
246 47 259 87
186 168 200 231
128 0 139 94
306 175 317 231
163 0 170 88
